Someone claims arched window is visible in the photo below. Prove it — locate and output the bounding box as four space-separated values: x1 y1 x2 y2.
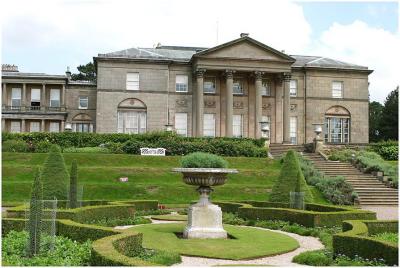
72 113 93 132
324 106 351 143
117 98 147 134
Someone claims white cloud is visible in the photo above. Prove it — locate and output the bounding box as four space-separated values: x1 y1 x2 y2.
306 20 400 103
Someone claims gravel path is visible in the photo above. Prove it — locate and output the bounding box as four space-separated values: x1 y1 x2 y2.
361 206 398 220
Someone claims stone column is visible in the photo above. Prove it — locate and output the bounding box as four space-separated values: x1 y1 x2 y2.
254 71 264 139
2 83 7 107
41 83 46 111
225 70 235 137
22 83 26 110
61 120 65 132
41 119 45 132
62 84 66 108
195 69 206 137
21 119 26 133
282 72 291 144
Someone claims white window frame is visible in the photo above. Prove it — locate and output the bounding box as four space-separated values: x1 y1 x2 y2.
174 113 188 137
30 88 41 103
203 113 216 137
261 80 271 96
332 81 343 98
175 75 188 92
30 122 40 132
79 96 89 109
117 111 147 134
11 88 21 108
49 122 60 133
75 123 90 133
290 116 297 144
126 72 140 90
204 77 216 94
49 89 60 107
233 114 243 138
290 80 297 97
10 121 21 133
233 78 244 95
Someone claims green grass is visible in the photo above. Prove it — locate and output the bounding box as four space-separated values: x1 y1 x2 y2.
371 232 398 243
130 223 299 260
2 152 329 204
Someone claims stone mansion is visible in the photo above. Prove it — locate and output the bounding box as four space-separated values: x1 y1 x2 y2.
1 34 372 144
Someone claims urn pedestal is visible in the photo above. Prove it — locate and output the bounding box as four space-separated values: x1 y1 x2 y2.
173 168 238 239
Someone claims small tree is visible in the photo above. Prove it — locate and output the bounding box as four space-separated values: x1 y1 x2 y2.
69 160 78 208
27 168 43 256
41 145 69 200
269 150 314 203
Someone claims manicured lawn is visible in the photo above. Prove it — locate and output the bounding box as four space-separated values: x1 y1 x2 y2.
131 223 299 259
2 153 282 203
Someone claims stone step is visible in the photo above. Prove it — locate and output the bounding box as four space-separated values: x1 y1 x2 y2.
359 202 398 205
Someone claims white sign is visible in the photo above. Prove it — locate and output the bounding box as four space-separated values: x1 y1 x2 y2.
119 177 129 182
140 147 166 156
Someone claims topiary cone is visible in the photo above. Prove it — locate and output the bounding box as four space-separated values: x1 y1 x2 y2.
69 159 78 209
269 150 314 203
27 168 43 257
41 145 69 200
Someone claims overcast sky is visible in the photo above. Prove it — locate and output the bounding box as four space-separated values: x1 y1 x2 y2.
1 0 399 103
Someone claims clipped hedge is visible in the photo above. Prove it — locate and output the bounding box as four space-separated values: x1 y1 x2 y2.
369 140 398 160
2 132 268 157
333 220 398 265
214 201 376 227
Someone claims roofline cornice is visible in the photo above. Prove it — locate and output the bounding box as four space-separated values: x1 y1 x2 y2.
292 66 373 74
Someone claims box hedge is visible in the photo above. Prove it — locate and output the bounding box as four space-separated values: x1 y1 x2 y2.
333 220 398 265
213 201 376 227
2 132 268 157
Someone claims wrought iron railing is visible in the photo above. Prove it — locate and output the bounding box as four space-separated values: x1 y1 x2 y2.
2 105 66 112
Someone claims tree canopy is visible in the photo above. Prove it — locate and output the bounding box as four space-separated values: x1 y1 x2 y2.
71 62 96 82
369 101 383 142
379 87 398 141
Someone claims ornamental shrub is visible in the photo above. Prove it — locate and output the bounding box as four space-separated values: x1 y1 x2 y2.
180 152 228 168
34 140 53 153
370 140 398 160
269 150 314 203
41 145 69 200
69 160 78 209
27 168 43 256
2 139 29 152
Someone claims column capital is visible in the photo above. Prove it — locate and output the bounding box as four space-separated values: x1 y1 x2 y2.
283 72 292 82
224 69 235 79
254 71 265 81
195 68 206 78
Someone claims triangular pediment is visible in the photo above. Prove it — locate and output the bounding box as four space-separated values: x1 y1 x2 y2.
195 36 295 62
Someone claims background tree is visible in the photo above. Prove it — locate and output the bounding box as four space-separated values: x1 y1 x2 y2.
69 160 78 209
41 145 69 200
369 101 383 142
379 87 398 141
27 168 43 256
71 62 96 82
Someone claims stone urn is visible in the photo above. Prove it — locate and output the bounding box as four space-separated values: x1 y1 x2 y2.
173 168 238 239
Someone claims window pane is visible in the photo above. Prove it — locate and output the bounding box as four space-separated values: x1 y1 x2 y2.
233 115 243 137
79 96 88 109
204 77 216 93
290 117 297 144
31 89 41 102
203 113 216 137
50 89 60 107
49 122 60 133
127 73 139 90
10 121 21 133
11 88 21 99
176 75 188 92
290 80 297 96
233 79 243 94
175 113 187 137
332 82 343 98
262 80 270 96
30 122 40 132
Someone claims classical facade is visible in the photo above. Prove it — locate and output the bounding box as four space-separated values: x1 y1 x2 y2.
1 34 372 144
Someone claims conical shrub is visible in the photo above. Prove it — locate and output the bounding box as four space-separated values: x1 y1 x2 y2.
27 168 43 256
69 160 78 209
269 150 314 203
41 145 69 200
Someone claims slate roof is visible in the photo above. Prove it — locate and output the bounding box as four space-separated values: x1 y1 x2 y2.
98 45 369 71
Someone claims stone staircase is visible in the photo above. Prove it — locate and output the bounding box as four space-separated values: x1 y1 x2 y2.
269 143 305 158
303 153 399 206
